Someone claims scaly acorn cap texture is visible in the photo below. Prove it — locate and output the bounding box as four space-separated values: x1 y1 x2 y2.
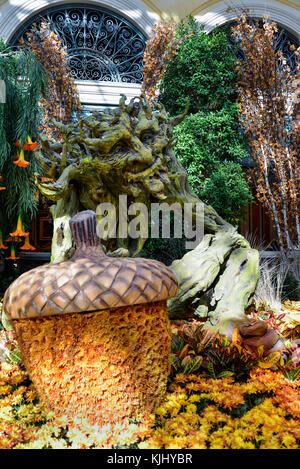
3 210 179 319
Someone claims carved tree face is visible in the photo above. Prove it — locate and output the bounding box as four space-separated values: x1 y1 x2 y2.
35 96 193 255
36 96 186 209
76 100 174 203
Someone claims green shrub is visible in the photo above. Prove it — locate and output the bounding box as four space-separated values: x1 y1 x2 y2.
157 18 252 227
173 107 253 224
159 20 237 114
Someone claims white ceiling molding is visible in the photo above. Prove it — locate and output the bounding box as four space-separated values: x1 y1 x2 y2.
76 80 141 106
194 0 300 38
0 0 159 42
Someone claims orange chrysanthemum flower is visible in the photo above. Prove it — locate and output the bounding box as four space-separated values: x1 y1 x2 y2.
13 149 30 168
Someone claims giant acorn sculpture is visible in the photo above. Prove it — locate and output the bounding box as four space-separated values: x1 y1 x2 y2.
3 210 178 425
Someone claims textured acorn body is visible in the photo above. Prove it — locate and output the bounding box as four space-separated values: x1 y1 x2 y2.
4 211 178 425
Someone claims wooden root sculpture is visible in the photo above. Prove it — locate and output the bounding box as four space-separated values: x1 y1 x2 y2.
3 210 178 424
33 95 282 349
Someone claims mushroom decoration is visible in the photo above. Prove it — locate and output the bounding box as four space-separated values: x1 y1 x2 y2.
3 210 178 425
239 318 283 354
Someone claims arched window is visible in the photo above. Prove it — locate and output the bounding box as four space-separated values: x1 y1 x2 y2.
216 20 299 71
10 4 146 83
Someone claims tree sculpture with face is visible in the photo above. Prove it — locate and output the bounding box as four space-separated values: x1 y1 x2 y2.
34 95 281 350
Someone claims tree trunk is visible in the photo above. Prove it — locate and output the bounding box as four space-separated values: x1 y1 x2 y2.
168 231 259 338
50 189 79 263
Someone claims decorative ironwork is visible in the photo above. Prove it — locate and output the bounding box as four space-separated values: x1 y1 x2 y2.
219 20 299 72
10 4 146 83
273 26 299 71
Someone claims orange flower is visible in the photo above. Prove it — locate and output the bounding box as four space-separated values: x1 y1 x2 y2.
20 235 36 251
0 231 8 250
23 136 38 152
6 246 20 260
13 150 30 168
15 139 21 147
5 236 22 243
10 216 29 237
0 176 6 190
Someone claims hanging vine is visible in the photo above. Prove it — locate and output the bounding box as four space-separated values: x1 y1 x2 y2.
0 42 47 242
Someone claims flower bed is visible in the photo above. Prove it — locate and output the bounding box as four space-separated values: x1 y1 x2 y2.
139 368 300 449
0 307 299 449
0 361 299 449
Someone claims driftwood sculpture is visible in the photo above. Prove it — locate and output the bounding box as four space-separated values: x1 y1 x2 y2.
34 95 268 340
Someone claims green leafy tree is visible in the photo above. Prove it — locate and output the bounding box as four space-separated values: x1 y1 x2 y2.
159 19 237 114
0 41 46 239
173 106 252 224
157 18 253 225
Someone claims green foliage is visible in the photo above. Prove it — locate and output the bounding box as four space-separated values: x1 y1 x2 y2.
0 308 21 364
282 274 300 301
140 236 187 266
169 322 255 381
159 19 237 114
169 321 290 382
157 18 252 226
203 347 254 381
0 40 47 235
173 106 253 224
140 212 188 265
200 161 253 225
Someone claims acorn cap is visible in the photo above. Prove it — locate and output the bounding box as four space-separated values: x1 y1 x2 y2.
3 211 178 319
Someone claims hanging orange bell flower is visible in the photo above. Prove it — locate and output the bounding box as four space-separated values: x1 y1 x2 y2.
23 136 38 152
20 234 36 251
15 139 21 147
5 236 22 243
0 231 8 250
6 246 20 260
13 149 30 168
10 216 29 237
0 176 6 190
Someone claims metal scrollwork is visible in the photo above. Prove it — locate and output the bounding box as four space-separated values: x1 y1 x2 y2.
221 20 299 72
10 4 146 83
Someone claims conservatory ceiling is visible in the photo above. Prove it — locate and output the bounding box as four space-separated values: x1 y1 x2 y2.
0 0 299 17
141 0 300 19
